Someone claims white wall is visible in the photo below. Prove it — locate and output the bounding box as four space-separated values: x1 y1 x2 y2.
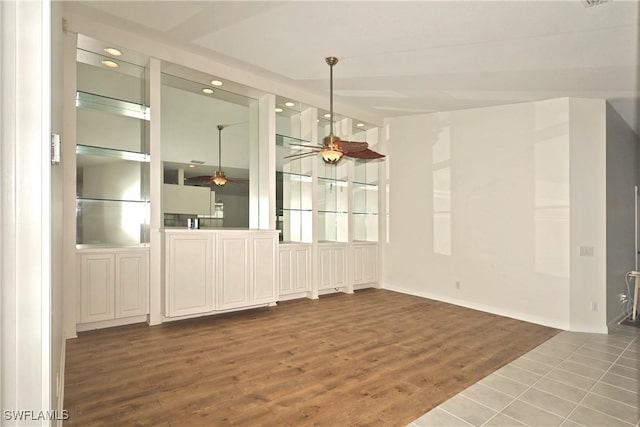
568 99 607 332
605 102 639 325
383 98 611 332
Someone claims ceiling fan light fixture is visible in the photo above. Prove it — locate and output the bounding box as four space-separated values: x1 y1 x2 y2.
320 147 343 164
212 170 227 187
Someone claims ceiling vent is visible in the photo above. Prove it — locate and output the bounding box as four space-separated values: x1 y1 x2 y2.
582 0 608 7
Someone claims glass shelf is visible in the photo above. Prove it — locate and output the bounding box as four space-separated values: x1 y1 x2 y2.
276 133 313 146
77 144 150 161
76 199 150 247
76 91 150 120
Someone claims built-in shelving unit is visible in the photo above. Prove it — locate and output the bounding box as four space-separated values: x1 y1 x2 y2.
352 159 379 242
276 134 313 243
75 50 150 248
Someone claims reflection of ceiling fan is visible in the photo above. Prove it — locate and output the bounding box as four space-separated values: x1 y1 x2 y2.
185 124 248 187
285 56 385 164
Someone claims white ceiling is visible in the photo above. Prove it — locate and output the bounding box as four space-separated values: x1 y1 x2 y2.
66 0 640 133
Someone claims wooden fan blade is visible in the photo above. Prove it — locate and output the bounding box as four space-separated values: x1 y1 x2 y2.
226 177 249 184
335 140 368 153
288 143 323 149
284 149 322 159
343 148 385 159
185 175 215 182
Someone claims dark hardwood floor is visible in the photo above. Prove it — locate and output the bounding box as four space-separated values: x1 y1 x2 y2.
64 289 559 426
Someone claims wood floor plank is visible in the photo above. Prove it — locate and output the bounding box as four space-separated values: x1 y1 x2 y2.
64 289 558 426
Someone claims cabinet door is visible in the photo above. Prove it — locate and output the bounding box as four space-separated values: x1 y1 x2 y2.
318 246 334 290
115 251 149 318
354 245 365 284
293 247 311 293
251 233 277 304
79 253 115 323
333 245 347 288
354 244 378 285
363 245 378 284
217 234 250 309
278 247 294 294
279 245 311 296
166 234 214 317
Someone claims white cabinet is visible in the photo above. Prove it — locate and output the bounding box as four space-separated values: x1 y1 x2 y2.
115 252 149 318
164 229 278 317
279 244 312 296
78 249 148 324
318 244 347 291
165 232 214 317
353 243 378 286
217 233 250 310
251 233 278 304
216 232 278 309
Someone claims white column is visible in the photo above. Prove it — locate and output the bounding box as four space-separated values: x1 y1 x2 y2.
1 0 53 423
147 58 163 325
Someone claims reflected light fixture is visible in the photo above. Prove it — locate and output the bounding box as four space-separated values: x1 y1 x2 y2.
101 59 119 68
356 123 365 127
202 88 214 94
104 47 122 57
275 107 283 113
212 170 227 186
284 101 295 107
213 124 228 187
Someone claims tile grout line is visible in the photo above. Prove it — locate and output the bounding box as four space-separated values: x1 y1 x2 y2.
436 407 475 427
481 334 632 427
562 335 638 426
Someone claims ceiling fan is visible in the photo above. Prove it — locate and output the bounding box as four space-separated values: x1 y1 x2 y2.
284 56 385 164
185 124 248 187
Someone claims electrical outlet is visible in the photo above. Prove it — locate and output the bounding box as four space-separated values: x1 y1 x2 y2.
591 302 598 312
455 281 460 289
580 246 595 257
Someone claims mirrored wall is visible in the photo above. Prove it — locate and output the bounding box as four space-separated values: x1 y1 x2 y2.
161 70 258 228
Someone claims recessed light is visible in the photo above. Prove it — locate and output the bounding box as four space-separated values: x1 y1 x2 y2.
284 101 295 107
101 60 119 68
323 113 331 118
356 123 365 127
202 88 214 94
210 80 223 87
104 47 122 57
188 164 196 168
275 108 283 113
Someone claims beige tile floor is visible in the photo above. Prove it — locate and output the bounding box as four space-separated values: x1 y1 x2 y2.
409 324 639 427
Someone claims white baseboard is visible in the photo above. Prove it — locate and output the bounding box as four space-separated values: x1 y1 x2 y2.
76 315 148 332
56 336 66 427
382 283 572 331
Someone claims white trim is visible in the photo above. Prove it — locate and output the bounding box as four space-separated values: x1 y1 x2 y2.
76 315 148 333
1 0 53 419
382 283 575 332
